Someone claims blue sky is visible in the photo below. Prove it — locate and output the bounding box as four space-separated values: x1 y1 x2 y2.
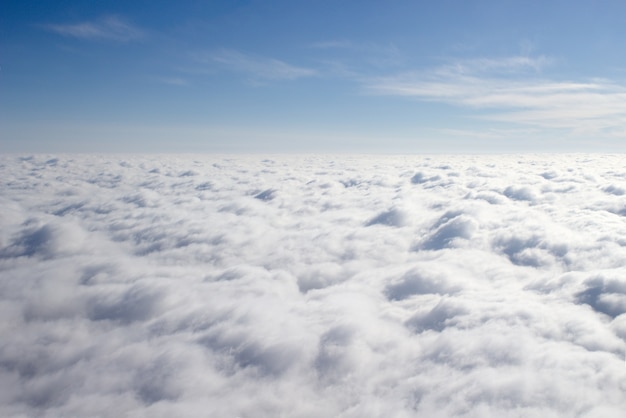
2 0 626 153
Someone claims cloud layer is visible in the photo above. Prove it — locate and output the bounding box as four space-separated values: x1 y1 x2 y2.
1 154 626 417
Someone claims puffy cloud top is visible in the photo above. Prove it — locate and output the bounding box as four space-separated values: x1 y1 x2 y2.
1 154 626 417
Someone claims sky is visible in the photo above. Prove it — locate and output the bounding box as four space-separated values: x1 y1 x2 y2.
2 0 626 153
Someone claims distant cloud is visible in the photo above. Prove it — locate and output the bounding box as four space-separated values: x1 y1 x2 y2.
367 55 626 136
443 55 552 74
208 49 317 81
43 16 144 42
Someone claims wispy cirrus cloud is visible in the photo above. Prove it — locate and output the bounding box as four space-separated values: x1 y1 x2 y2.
207 49 317 81
152 76 189 86
42 15 145 42
367 55 626 136
310 40 404 71
309 40 354 49
441 55 552 74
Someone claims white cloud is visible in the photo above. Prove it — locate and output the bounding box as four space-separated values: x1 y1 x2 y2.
1 154 626 417
43 16 145 42
444 55 552 74
208 49 317 81
368 55 626 137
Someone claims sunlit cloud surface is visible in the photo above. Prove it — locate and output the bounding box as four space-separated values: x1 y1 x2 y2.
1 154 625 417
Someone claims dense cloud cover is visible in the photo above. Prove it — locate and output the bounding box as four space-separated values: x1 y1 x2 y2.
1 154 626 417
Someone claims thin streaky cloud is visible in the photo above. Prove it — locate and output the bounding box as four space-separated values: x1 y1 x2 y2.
437 127 542 140
444 55 553 74
309 40 354 49
310 40 399 54
367 55 626 136
153 76 189 86
42 16 144 42
305 40 405 80
209 49 317 81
